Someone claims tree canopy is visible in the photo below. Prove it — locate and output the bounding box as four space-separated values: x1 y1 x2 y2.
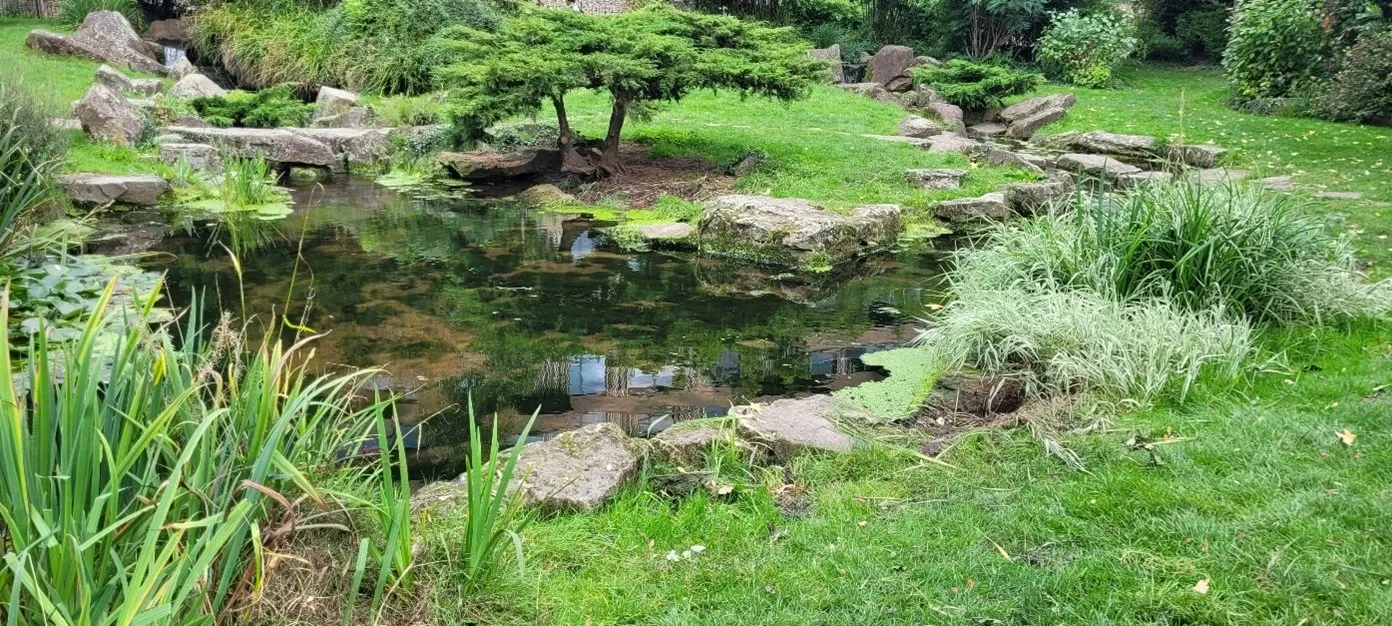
436 5 826 174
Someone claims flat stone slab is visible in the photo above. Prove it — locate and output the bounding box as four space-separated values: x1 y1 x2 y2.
1000 93 1076 123
159 143 221 171
734 395 852 459
1258 176 1297 192
652 423 736 466
934 192 1008 223
509 423 643 512
1006 107 1066 140
898 115 944 138
634 222 695 241
698 195 900 268
1169 144 1228 168
923 133 980 154
906 168 968 190
1071 130 1156 157
438 148 560 180
863 134 930 146
1313 191 1363 200
969 122 1007 137
1195 168 1249 184
162 126 337 167
1003 181 1073 215
1056 153 1142 177
289 128 391 164
1119 170 1175 188
59 173 169 206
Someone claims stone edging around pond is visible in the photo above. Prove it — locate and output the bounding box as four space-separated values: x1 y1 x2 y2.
410 394 853 514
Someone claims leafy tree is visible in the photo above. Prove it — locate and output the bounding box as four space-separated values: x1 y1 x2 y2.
436 6 825 175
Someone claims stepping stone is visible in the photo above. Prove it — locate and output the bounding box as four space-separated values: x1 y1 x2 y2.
164 126 338 167
1056 153 1141 177
1313 191 1363 200
898 115 944 138
906 168 968 190
933 192 1009 223
1196 168 1249 184
509 423 644 512
923 132 980 154
1003 181 1073 215
652 423 739 466
59 173 170 206
734 395 852 460
862 134 930 146
1259 176 1297 192
968 122 1007 137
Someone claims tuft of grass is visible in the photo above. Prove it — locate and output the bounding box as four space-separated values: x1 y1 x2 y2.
0 76 67 257
457 400 539 588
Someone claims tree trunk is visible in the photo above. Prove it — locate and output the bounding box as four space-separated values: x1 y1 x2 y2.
553 94 596 176
599 96 628 175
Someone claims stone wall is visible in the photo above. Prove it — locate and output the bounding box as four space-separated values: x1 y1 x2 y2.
1 0 58 18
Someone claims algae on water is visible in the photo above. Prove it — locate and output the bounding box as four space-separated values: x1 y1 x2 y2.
834 347 945 423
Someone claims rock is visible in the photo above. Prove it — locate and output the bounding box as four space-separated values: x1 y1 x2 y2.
162 126 338 167
1258 175 1296 192
314 86 359 120
515 183 574 206
289 128 391 164
312 107 379 129
130 79 163 97
173 114 210 128
1056 153 1142 178
969 122 1007 137
74 84 146 146
169 74 227 100
862 134 929 146
50 118 82 131
906 168 968 190
652 423 737 466
913 55 942 68
837 82 900 106
870 45 915 91
807 44 845 83
143 19 190 46
933 192 1009 223
26 12 165 75
167 57 197 81
1195 168 1249 184
59 173 170 206
1118 170 1175 188
1313 191 1363 200
897 115 943 138
1006 107 1066 140
508 423 643 512
972 147 1047 174
159 143 221 171
437 148 561 180
999 93 1076 123
734 395 852 459
728 152 766 176
923 132 980 154
633 222 696 243
1071 131 1156 158
925 101 966 135
96 66 163 97
698 195 901 268
1003 181 1073 215
1168 143 1228 168
911 83 942 107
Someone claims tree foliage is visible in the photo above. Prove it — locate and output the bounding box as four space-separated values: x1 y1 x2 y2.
1223 0 1329 100
911 59 1043 109
436 5 824 174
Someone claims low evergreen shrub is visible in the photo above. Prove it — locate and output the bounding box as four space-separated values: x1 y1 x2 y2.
910 60 1044 109
191 84 313 129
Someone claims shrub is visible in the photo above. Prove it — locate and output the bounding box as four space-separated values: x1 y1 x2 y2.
1223 0 1329 101
1037 10 1138 88
59 0 146 30
911 59 1044 109
191 84 313 128
950 181 1392 324
784 0 864 28
1314 30 1392 124
1174 3 1230 59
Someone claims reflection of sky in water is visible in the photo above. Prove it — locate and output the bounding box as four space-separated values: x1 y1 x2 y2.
570 231 596 263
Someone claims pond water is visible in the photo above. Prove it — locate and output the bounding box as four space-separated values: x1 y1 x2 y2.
143 179 950 477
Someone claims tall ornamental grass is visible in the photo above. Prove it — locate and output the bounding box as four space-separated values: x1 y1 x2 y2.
0 279 392 626
0 78 68 258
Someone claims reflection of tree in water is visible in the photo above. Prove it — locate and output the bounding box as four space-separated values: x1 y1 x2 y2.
535 360 569 394
605 366 630 397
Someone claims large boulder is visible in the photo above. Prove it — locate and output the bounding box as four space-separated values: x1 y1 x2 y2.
26 12 165 75
1005 107 1066 140
999 93 1076 123
734 395 853 460
933 192 1009 223
925 101 967 135
897 115 944 138
698 195 901 268
509 423 644 512
1056 153 1142 178
169 74 227 100
59 173 169 206
869 45 915 92
161 126 337 167
906 168 968 190
1071 131 1156 158
807 44 845 83
437 148 561 180
289 128 391 164
74 84 146 146
1002 181 1073 215
143 19 190 46
314 87 359 120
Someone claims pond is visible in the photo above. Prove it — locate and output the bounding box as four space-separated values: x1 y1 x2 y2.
141 179 950 477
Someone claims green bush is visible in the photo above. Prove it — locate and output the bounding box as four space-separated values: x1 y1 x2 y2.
59 0 146 30
1037 10 1138 88
1174 3 1230 59
784 0 864 28
911 60 1044 109
190 84 313 128
1223 0 1329 101
1314 30 1392 124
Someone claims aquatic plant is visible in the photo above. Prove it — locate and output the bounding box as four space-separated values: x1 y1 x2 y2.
834 347 946 422
0 77 67 259
459 400 539 587
182 155 293 219
0 281 396 626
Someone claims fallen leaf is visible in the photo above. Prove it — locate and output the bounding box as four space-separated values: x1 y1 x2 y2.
1337 429 1356 446
1194 578 1210 594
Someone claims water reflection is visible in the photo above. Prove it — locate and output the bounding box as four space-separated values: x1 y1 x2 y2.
146 178 951 477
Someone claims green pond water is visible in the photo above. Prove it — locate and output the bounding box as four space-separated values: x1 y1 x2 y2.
141 179 950 477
